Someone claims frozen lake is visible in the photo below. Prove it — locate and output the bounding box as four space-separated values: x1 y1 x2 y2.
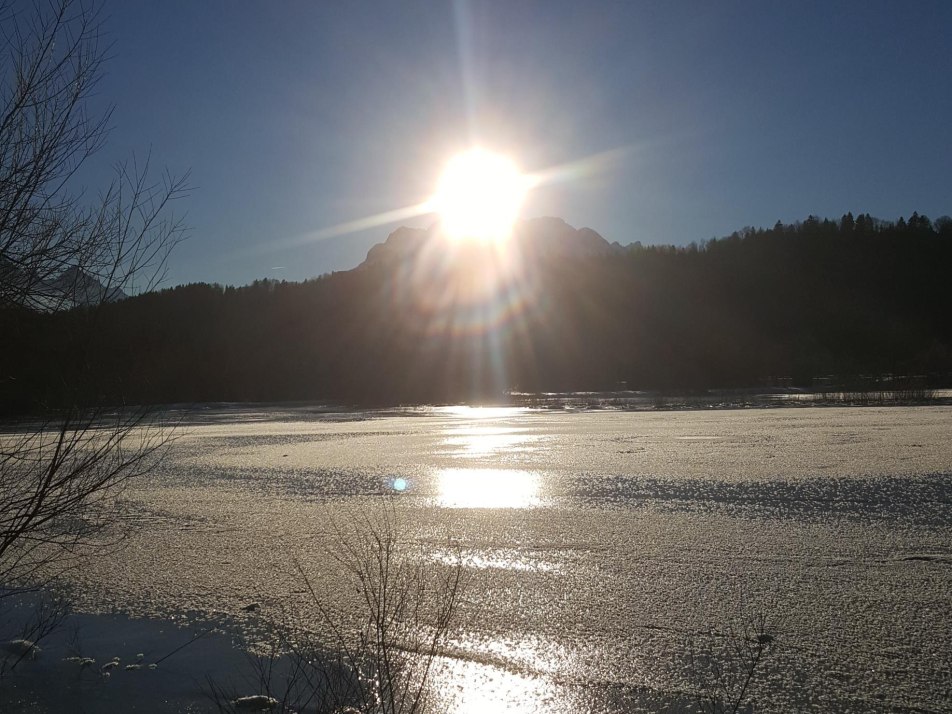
8 404 952 711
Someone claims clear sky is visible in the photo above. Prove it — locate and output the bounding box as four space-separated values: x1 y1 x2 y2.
53 0 952 286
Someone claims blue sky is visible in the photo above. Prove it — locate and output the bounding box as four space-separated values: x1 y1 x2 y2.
54 0 952 286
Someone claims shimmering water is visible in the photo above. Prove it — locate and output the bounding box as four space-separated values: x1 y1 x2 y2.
5 405 952 712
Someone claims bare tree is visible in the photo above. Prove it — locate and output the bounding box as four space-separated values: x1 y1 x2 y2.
0 0 187 662
306 505 464 714
0 0 189 310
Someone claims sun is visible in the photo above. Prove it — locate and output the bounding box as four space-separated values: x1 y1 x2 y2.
432 148 529 243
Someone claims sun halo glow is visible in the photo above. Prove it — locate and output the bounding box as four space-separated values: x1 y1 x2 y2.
433 149 529 243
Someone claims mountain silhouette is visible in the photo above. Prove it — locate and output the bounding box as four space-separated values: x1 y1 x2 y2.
45 267 128 307
360 217 619 269
2 211 950 413
0 260 127 310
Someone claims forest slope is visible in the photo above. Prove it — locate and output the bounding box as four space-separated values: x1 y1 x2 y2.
3 213 950 412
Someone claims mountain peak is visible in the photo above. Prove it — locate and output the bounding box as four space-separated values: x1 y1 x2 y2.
358 217 617 269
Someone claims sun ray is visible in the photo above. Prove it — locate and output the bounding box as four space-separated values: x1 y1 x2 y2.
523 145 633 189
243 144 632 259
239 200 435 258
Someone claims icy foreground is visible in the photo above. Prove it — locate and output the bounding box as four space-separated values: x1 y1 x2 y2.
14 406 952 711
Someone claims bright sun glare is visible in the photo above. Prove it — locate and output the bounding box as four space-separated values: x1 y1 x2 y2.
433 149 529 243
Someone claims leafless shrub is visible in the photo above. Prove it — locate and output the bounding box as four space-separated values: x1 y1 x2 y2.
211 503 465 714
687 610 776 714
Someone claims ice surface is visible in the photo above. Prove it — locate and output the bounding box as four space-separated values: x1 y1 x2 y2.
5 405 952 712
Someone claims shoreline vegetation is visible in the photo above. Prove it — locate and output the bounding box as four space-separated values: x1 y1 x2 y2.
3 386 949 436
510 382 946 410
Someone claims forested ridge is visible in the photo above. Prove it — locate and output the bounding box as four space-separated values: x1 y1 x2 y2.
3 212 951 413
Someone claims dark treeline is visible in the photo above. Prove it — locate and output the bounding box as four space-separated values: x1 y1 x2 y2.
3 212 951 413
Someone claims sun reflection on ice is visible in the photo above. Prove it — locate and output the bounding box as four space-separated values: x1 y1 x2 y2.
437 468 541 508
431 636 578 714
443 426 539 458
435 660 556 714
440 408 540 459
428 547 561 573
443 671 551 714
439 405 531 420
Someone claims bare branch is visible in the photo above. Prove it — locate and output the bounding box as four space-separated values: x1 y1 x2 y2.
0 0 189 312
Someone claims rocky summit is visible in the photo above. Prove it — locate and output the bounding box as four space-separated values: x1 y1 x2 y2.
359 217 621 269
